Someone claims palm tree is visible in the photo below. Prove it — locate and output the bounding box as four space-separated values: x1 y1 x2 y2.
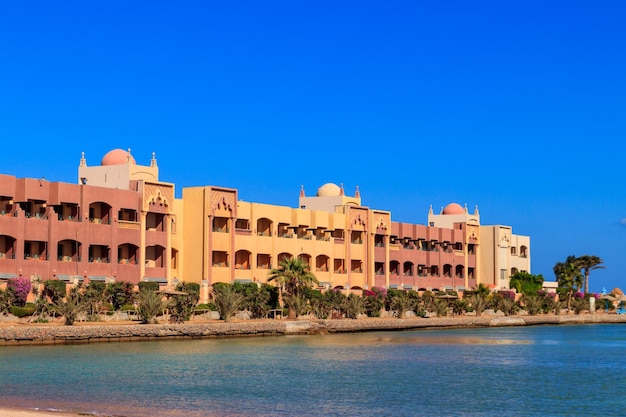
212 284 244 323
343 293 366 319
136 288 164 324
268 257 318 319
576 255 605 294
53 287 86 326
554 257 583 312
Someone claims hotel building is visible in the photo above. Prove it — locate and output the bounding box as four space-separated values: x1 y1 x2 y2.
0 149 530 298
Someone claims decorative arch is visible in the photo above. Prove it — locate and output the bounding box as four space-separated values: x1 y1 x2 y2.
143 184 174 212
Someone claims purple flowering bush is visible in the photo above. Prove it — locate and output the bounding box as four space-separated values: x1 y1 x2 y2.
7 277 31 307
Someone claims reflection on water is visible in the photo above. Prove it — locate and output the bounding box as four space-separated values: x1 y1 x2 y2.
370 334 533 345
1 324 626 417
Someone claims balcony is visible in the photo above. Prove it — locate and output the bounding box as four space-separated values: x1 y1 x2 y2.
118 220 140 230
24 254 48 260
58 215 80 221
25 212 48 220
58 256 81 262
89 257 111 263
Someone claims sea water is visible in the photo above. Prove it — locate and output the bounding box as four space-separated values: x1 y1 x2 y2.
1 324 626 417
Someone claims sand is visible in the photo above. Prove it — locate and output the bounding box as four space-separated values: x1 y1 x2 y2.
0 407 84 417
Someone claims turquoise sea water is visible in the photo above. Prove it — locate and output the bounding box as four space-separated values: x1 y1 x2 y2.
1 324 626 417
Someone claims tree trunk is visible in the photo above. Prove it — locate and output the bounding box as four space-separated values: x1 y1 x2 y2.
567 291 572 313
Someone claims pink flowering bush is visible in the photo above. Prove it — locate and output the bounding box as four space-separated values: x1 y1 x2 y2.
499 290 516 300
363 287 386 317
7 277 31 307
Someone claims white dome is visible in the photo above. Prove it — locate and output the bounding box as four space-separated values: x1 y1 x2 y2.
317 183 341 197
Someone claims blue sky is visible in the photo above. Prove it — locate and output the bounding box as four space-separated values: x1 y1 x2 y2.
1 1 624 293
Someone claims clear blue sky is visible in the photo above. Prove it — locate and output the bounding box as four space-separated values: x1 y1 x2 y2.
1 1 624 293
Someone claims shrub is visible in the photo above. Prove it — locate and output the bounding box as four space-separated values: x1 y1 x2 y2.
363 287 385 317
498 290 516 300
308 289 332 319
522 294 542 315
7 277 32 307
138 281 160 292
171 282 201 320
44 279 67 303
9 304 36 318
106 281 135 310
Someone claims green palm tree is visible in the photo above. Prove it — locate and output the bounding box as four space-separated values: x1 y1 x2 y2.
343 293 366 319
554 257 583 311
212 284 244 323
576 255 605 294
268 257 318 319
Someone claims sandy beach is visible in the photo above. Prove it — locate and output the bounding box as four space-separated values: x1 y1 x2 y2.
0 407 83 417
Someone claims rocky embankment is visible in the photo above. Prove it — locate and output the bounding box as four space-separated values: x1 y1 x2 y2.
2 313 626 346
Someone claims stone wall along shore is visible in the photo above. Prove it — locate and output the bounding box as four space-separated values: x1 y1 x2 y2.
2 313 626 346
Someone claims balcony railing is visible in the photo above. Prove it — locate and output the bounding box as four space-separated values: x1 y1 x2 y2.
24 254 48 260
58 255 81 262
25 212 48 219
118 220 140 230
58 215 80 221
89 257 111 263
89 218 111 225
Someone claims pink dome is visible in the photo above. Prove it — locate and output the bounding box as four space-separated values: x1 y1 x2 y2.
442 203 465 215
101 149 136 166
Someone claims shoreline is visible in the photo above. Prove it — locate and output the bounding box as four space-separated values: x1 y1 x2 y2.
2 312 626 346
0 407 82 417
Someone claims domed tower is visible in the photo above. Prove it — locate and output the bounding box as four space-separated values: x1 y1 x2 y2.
298 182 362 212
428 202 480 228
78 148 159 189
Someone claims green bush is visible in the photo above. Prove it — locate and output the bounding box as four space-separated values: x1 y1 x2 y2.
44 279 67 303
101 302 114 311
138 281 160 292
10 305 36 318
196 303 217 311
